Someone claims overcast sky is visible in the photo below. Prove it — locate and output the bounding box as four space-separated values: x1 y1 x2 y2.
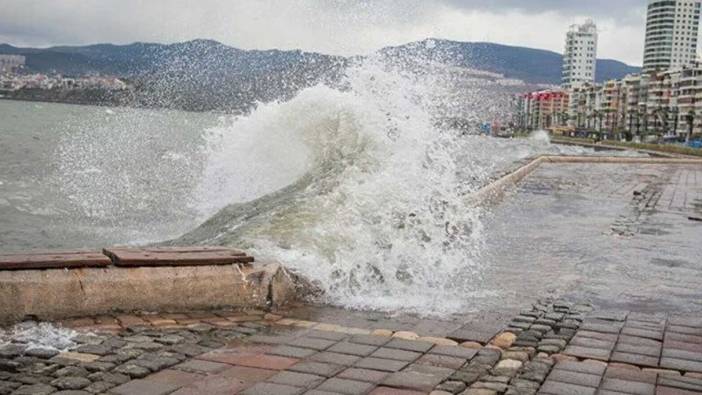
0 0 651 65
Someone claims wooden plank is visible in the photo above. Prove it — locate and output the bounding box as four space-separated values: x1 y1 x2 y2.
103 247 254 267
0 251 112 270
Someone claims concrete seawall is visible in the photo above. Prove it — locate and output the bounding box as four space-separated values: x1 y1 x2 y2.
471 155 702 207
0 261 297 324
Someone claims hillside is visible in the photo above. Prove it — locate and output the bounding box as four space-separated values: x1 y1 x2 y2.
0 39 640 111
1 39 640 85
380 39 640 84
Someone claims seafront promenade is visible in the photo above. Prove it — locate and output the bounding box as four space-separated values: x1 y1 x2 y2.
1 152 701 394
1 303 702 394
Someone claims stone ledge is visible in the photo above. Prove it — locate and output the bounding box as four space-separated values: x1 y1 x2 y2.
471 154 702 207
0 261 296 324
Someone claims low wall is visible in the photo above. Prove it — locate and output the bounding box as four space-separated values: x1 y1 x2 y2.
471 155 702 207
0 261 297 324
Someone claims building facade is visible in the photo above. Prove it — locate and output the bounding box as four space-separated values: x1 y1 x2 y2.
517 63 702 140
0 55 25 74
643 0 701 72
562 20 598 88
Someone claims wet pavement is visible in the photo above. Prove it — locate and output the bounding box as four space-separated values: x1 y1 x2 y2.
2 304 702 394
480 162 702 313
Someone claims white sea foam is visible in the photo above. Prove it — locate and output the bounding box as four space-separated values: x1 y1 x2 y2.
0 322 77 351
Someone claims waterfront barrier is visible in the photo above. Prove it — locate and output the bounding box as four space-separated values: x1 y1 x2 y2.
0 247 296 324
471 154 702 207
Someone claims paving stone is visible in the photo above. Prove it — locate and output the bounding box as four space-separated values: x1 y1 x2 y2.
269 345 318 359
173 359 230 374
668 326 702 336
547 369 602 387
449 327 501 345
471 381 508 392
144 369 203 387
24 348 60 359
305 391 346 395
114 363 152 378
0 359 21 373
87 372 130 385
11 384 57 395
369 387 426 394
382 371 445 391
247 334 295 345
430 346 478 360
327 342 378 357
660 357 702 373
579 322 622 335
562 345 611 361
310 352 361 366
458 389 497 395
569 336 615 350
614 342 661 357
83 381 116 394
621 327 664 341
0 381 21 395
54 366 89 377
287 337 337 351
416 354 466 369
169 343 208 357
217 365 277 383
554 361 606 376
538 380 596 395
655 386 702 395
0 344 26 358
288 361 344 377
337 367 389 383
600 378 655 395
658 375 702 392
50 377 91 390
169 375 247 395
611 352 660 368
665 331 702 345
221 352 299 370
577 331 619 342
436 380 467 394
131 356 180 372
305 330 349 341
605 366 657 384
384 338 434 353
668 317 702 328
370 348 422 362
316 378 375 394
355 357 409 372
400 364 450 378
268 371 325 389
75 344 112 356
661 348 702 362
108 378 182 395
349 335 392 347
83 361 115 372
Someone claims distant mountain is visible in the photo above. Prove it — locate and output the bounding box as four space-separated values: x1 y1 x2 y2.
380 39 641 85
0 39 641 110
1 40 348 111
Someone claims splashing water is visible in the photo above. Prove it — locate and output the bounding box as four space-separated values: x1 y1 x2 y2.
529 130 551 145
175 57 548 314
0 322 77 351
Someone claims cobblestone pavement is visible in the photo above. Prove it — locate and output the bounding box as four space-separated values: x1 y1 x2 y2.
2 301 702 394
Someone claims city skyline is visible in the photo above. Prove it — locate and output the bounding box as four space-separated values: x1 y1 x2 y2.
0 0 668 66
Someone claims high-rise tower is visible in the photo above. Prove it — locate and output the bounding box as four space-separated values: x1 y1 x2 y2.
562 20 598 88
643 0 701 72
